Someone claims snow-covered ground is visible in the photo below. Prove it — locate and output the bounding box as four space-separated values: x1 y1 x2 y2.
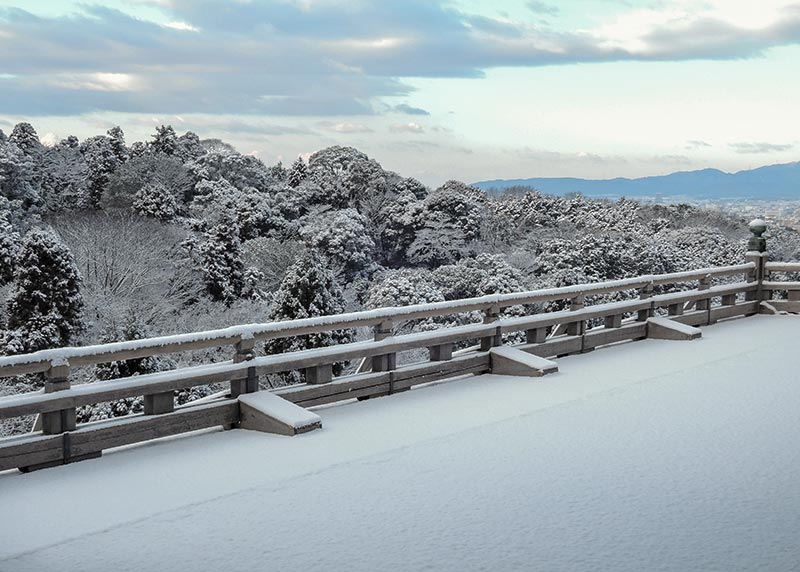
1 315 799 572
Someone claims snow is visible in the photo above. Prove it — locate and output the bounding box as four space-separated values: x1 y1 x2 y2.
1 315 798 572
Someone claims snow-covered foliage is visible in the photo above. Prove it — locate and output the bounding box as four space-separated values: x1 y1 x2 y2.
300 208 376 280
264 250 353 378
1 121 796 436
2 227 84 355
133 182 179 221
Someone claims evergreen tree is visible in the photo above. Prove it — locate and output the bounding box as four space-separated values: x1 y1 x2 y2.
80 135 121 209
9 123 41 155
106 126 129 163
197 213 245 303
3 227 84 354
150 125 178 156
175 131 204 162
0 210 20 285
264 250 353 372
133 181 179 221
0 129 6 144
287 156 308 188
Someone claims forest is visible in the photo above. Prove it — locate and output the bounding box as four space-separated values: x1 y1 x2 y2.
2 122 799 433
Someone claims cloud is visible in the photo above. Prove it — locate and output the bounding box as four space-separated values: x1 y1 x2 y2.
686 139 712 149
390 103 430 116
390 122 425 133
729 142 795 154
527 1 560 16
316 121 373 133
163 21 200 32
0 1 799 116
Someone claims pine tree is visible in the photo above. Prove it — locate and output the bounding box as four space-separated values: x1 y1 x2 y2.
287 156 308 188
3 228 84 354
197 213 244 303
8 123 41 155
265 250 353 372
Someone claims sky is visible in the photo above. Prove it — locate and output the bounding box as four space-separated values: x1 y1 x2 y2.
0 0 798 186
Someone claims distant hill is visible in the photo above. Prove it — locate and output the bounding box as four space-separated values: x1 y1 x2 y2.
473 161 800 200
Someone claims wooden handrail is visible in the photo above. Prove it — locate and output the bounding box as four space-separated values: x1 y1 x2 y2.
0 263 756 377
0 280 758 421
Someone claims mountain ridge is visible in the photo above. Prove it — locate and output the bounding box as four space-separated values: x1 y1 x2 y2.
473 161 800 200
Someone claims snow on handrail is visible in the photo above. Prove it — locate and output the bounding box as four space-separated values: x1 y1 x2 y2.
0 262 756 375
764 262 800 272
0 281 761 419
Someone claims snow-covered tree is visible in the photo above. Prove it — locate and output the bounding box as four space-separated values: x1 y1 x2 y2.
197 213 245 303
133 181 179 221
150 125 178 156
287 157 308 188
264 250 353 373
175 131 204 163
3 227 84 354
0 208 20 285
0 141 41 217
106 126 128 164
9 123 41 155
80 135 121 209
300 208 377 281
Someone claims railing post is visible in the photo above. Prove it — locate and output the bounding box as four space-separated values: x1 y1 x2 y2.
745 219 767 304
231 334 258 397
636 282 654 321
604 314 622 328
41 359 75 435
371 320 396 372
480 304 502 351
566 294 585 336
429 343 453 361
525 327 548 343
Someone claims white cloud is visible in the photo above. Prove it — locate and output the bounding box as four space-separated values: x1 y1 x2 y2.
390 122 425 133
316 121 372 133
163 21 200 32
48 72 139 92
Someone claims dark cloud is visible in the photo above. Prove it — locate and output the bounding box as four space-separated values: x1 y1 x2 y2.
729 142 795 154
1 2 799 116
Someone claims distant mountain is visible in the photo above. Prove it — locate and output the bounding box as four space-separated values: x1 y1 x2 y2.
473 161 800 200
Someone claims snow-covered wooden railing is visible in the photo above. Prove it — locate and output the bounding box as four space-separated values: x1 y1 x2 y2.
0 259 764 473
762 261 800 313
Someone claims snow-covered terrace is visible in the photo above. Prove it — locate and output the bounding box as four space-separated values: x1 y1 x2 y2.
1 314 798 572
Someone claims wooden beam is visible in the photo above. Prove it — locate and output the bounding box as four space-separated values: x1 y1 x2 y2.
238 392 321 436
489 347 558 377
646 317 702 341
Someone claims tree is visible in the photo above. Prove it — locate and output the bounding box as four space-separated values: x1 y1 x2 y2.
80 135 121 209
197 213 245 303
300 208 377 281
0 140 41 216
3 227 84 354
287 156 307 188
150 125 178 156
0 206 20 285
133 181 179 221
264 250 353 373
9 123 41 155
175 131 204 163
106 126 128 163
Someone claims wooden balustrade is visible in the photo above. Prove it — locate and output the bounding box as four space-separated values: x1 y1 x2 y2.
10 224 800 476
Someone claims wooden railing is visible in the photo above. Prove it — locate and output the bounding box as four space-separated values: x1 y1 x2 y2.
1 258 770 473
763 261 800 313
